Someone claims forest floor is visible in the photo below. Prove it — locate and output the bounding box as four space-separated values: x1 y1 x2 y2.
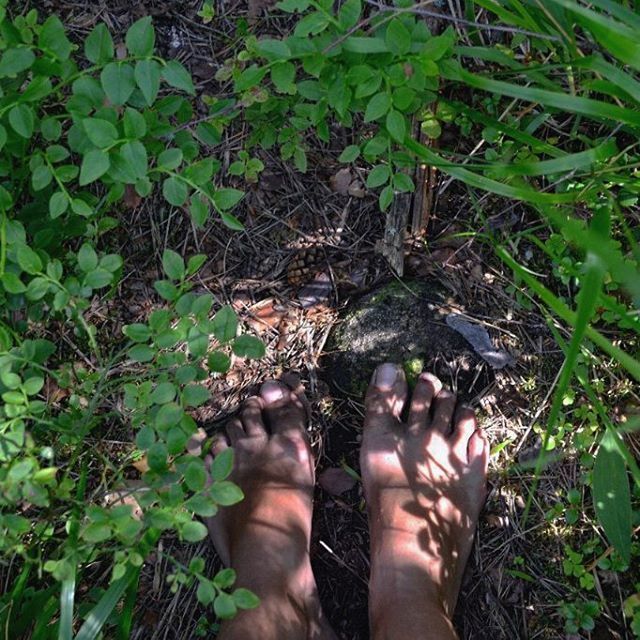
29 1 637 638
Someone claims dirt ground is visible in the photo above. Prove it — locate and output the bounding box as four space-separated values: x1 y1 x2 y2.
26 1 636 638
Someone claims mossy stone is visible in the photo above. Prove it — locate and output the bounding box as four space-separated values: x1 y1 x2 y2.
323 280 478 399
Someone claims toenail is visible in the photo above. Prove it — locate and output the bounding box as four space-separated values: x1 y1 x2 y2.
261 381 285 404
419 372 442 392
374 363 398 390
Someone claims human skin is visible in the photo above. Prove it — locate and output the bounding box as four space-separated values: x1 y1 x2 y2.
207 365 488 640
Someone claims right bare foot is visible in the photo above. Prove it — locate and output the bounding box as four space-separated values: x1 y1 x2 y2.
361 363 489 640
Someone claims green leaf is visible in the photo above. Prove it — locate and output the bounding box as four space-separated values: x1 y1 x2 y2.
0 47 35 77
211 481 244 506
2 272 26 294
150 382 176 404
154 279 178 301
233 588 260 610
232 335 265 359
255 38 291 61
120 141 148 179
123 108 147 138
83 118 118 148
592 431 632 563
386 109 406 143
211 447 234 481
271 61 296 93
32 166 52 191
197 581 216 605
393 172 415 193
100 63 136 106
125 16 155 57
162 177 189 206
80 150 110 185
148 442 168 471
155 403 183 430
85 23 114 63
123 323 151 342
85 269 113 288
39 15 72 60
214 593 237 619
82 523 111 543
338 0 361 29
338 145 360 163
128 345 155 363
162 249 185 280
182 384 210 407
294 11 330 38
211 306 238 342
49 192 68 218
182 521 208 542
157 148 183 171
364 92 391 123
162 60 195 94
208 351 231 373
134 59 161 106
379 185 394 211
77 243 98 272
17 246 42 274
213 188 244 211
184 462 207 491
9 105 34 138
190 196 209 227
71 199 93 217
366 164 391 188
342 37 388 53
385 18 412 55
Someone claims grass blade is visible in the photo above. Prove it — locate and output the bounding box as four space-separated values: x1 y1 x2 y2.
59 577 76 640
441 60 640 128
592 431 632 563
522 250 606 523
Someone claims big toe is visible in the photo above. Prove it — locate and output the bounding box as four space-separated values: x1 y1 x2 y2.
364 363 408 430
259 378 307 436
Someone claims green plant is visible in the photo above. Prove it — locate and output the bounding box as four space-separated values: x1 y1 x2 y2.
216 0 455 210
0 4 262 637
561 599 600 634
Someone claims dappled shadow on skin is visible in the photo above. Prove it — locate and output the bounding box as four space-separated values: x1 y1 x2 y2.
362 373 488 625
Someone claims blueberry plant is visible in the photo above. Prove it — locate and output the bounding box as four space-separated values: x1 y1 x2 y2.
214 0 454 210
0 5 262 637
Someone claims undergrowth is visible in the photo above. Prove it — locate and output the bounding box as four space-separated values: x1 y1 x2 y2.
0 0 639 637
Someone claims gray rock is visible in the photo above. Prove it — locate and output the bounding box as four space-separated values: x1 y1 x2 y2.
323 280 487 400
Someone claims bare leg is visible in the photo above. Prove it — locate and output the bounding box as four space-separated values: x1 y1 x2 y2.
207 375 336 640
361 364 489 640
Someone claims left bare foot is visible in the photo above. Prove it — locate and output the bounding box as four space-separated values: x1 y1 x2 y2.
206 374 335 640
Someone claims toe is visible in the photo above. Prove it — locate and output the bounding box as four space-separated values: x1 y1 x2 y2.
259 379 307 436
467 428 489 474
226 417 246 445
239 396 268 438
451 406 477 459
430 388 456 435
407 372 442 434
210 432 229 455
364 363 408 429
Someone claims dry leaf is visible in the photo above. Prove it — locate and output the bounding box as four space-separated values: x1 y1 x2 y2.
319 467 357 495
124 184 142 209
245 298 286 334
347 180 366 198
330 168 352 195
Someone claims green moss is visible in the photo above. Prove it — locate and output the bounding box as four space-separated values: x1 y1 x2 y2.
403 357 424 389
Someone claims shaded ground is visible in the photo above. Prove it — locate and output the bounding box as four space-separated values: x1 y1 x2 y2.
24 1 638 639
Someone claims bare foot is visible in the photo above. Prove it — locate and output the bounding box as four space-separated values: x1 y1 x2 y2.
206 375 335 640
361 363 489 640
